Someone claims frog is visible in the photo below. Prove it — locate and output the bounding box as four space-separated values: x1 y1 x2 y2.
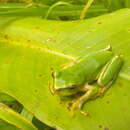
50 45 123 115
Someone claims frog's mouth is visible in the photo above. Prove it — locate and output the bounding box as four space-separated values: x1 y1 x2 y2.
55 84 81 96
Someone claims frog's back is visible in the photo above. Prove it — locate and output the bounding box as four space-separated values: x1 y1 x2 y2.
56 50 114 87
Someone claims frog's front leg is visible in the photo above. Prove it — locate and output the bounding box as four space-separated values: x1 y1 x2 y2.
68 85 99 116
69 55 123 115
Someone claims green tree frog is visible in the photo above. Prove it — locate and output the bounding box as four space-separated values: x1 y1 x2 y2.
50 45 123 115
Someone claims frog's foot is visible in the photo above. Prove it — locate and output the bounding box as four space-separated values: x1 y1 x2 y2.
68 86 99 116
98 87 107 96
68 98 86 117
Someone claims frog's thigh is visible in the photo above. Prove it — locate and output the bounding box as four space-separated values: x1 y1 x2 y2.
97 55 123 87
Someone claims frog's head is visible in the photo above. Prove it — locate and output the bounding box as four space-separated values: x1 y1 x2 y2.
53 71 80 96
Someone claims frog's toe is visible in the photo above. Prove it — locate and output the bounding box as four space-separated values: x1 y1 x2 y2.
80 110 90 117
68 100 90 117
67 100 82 116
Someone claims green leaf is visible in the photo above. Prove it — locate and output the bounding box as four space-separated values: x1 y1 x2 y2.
80 0 95 19
32 117 55 130
44 1 71 19
0 119 19 130
0 103 37 130
0 2 108 19
0 8 130 130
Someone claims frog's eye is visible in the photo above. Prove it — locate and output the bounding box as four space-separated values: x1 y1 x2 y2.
68 85 77 90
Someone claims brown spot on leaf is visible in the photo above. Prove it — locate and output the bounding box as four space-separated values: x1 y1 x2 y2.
35 26 40 30
104 127 109 130
38 74 43 77
117 81 123 87
98 125 102 128
97 21 102 24
34 89 38 93
123 93 127 96
27 40 31 42
106 101 110 104
4 34 9 39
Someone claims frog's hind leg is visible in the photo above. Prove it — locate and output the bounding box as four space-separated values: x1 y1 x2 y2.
68 85 99 116
97 54 123 95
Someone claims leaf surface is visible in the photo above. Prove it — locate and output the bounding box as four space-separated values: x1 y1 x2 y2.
0 9 130 130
